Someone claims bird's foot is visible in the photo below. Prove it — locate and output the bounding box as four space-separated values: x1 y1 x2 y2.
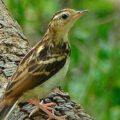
29 99 66 120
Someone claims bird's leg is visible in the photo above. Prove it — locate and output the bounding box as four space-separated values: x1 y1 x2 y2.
29 98 66 120
29 99 56 117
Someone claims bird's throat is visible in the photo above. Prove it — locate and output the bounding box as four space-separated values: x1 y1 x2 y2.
44 28 69 44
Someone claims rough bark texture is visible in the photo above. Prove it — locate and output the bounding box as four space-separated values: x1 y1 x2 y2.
0 0 30 97
0 0 93 120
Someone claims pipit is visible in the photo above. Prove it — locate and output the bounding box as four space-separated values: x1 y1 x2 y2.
0 8 87 120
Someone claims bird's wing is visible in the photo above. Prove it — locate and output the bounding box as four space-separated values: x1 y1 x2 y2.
5 44 68 98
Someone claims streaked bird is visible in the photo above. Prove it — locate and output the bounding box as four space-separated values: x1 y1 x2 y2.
0 8 87 120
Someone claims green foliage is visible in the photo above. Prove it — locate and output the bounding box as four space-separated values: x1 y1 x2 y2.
5 0 120 120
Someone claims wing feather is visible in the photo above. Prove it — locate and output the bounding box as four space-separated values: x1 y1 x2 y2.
5 44 68 98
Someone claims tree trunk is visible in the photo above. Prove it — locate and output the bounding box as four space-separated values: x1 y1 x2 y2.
0 0 93 120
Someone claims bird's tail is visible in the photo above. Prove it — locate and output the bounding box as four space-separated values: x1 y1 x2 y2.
0 99 13 120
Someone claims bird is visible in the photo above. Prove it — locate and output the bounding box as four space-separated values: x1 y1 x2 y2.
0 8 87 120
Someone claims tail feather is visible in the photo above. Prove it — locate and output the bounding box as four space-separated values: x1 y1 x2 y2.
0 100 13 120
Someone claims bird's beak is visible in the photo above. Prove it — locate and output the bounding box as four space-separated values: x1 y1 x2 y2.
73 10 88 19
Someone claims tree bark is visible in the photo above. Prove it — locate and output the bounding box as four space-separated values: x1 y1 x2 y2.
0 0 30 97
0 0 93 120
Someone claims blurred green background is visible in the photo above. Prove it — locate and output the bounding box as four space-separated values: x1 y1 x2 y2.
4 0 120 120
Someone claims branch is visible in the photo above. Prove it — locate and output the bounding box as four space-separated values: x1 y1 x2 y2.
0 0 93 120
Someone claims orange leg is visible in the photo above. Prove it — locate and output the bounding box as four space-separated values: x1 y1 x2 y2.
29 99 66 120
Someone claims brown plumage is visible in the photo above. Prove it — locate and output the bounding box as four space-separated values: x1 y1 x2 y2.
0 8 87 120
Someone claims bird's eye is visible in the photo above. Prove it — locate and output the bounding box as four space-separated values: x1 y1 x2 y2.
61 14 69 20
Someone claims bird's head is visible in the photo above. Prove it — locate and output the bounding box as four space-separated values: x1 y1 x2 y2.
48 8 88 36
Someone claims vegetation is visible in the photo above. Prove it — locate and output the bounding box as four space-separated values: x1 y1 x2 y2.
5 0 120 120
